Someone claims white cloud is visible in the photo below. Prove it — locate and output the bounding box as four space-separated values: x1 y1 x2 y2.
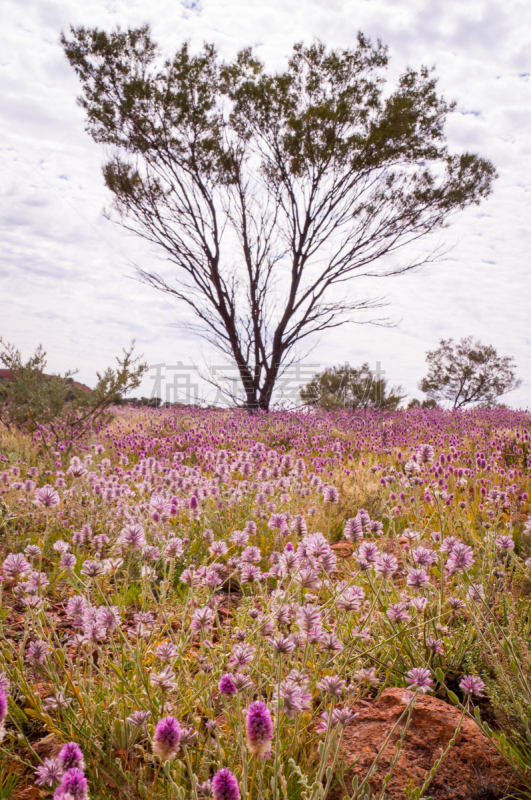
0 0 529 406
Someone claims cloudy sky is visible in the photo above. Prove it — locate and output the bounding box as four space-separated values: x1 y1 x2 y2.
1 0 530 407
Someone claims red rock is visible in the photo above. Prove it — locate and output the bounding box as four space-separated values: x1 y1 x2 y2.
331 542 353 558
329 688 518 800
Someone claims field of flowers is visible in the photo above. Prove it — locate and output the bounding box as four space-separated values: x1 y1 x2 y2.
0 407 530 800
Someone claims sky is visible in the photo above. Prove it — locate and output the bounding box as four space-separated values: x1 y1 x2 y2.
1 0 530 407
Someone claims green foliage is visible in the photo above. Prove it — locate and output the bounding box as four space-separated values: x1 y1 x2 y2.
467 590 531 789
0 758 23 800
0 339 147 446
407 398 438 409
61 27 496 409
300 363 405 410
419 337 521 409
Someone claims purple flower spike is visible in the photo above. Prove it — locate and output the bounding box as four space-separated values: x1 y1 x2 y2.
459 674 486 697
54 767 89 800
57 742 85 772
405 667 434 694
0 689 7 725
153 716 181 760
212 768 240 800
34 485 60 508
246 700 273 758
219 673 238 696
34 757 63 787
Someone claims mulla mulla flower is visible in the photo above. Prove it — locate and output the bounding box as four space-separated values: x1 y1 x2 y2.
229 643 255 667
2 552 31 582
273 679 311 719
316 707 359 733
218 674 238 696
26 640 52 666
0 688 7 742
126 710 151 728
212 768 240 800
406 568 430 589
459 675 486 697
374 553 398 578
117 523 146 550
153 716 181 760
317 675 346 697
58 742 85 772
344 516 363 541
34 758 63 787
387 603 411 624
53 767 89 800
269 635 296 654
191 606 214 633
34 485 60 508
406 667 434 694
245 701 274 758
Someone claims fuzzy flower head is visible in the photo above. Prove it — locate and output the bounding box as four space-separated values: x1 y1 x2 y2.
467 583 485 603
230 643 255 668
0 688 7 727
459 674 486 697
495 535 515 551
34 757 63 787
406 667 434 694
316 675 346 697
117 523 146 550
164 537 184 559
58 742 85 772
0 689 7 742
406 568 430 589
2 552 31 582
245 701 274 758
344 516 363 541
155 641 178 663
273 679 311 719
153 716 181 760
34 485 60 508
53 768 89 800
269 635 296 655
26 640 51 666
445 543 475 574
387 603 411 624
212 768 240 800
191 606 214 633
316 707 359 733
417 444 435 464
218 674 238 696
374 553 398 578
323 485 339 503
126 710 151 728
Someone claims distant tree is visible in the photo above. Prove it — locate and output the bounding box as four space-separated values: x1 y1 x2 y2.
419 337 521 409
300 363 405 410
407 397 438 409
0 339 147 446
62 27 496 410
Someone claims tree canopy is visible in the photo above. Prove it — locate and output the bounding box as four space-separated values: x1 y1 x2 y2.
419 337 521 409
62 27 496 409
0 339 147 446
300 362 405 410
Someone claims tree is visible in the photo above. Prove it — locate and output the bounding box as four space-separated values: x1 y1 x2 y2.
407 397 438 409
300 363 405 410
418 337 521 409
0 339 147 446
62 27 496 410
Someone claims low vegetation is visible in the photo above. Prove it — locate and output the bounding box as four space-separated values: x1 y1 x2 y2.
0 406 530 799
